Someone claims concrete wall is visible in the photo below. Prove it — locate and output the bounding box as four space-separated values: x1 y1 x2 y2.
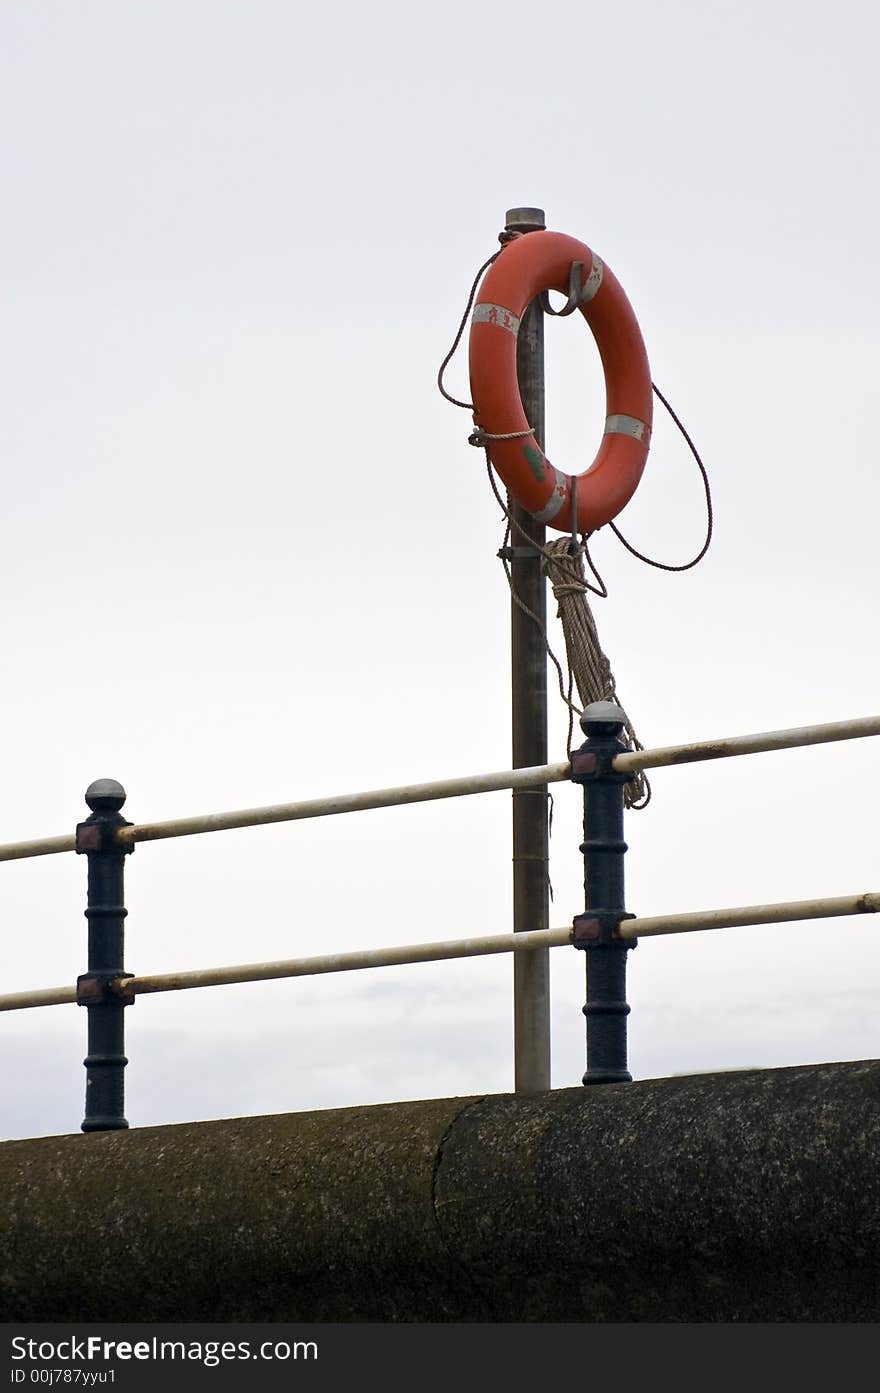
2 1059 879 1321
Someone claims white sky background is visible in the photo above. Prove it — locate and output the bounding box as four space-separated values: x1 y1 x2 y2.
1 0 877 1141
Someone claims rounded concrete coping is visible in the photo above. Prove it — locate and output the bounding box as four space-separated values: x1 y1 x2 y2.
1 1060 879 1321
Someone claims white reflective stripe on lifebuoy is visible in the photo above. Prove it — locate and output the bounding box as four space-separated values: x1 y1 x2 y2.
580 254 604 303
604 414 648 441
472 303 520 336
530 467 568 523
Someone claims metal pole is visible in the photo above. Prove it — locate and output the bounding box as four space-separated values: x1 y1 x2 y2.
504 205 551 1093
571 701 637 1085
75 779 135 1132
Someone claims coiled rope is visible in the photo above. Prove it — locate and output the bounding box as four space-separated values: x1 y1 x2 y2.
483 458 650 809
541 537 651 809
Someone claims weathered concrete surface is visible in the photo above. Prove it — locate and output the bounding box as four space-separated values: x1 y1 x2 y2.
1 1061 879 1321
0 1096 486 1322
434 1061 880 1321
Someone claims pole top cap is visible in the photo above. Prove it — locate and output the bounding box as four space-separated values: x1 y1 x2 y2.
580 701 626 736
504 207 546 233
85 778 127 813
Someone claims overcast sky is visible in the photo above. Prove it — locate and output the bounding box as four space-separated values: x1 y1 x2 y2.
1 0 878 1142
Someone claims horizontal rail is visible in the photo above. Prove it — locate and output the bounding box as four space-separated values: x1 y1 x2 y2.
2 891 877 1014
0 984 78 1010
123 925 574 995
615 714 880 774
0 926 573 1011
117 762 572 847
617 891 880 940
0 714 877 864
0 763 571 863
0 834 77 863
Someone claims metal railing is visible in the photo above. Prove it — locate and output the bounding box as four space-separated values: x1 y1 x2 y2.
2 708 878 1130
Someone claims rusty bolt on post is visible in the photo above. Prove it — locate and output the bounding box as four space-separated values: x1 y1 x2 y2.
75 779 135 1132
569 702 637 1085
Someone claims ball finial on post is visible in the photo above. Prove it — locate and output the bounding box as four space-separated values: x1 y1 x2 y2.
579 701 626 739
84 779 127 814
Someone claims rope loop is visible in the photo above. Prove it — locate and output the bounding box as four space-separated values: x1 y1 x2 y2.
469 426 534 448
610 381 713 571
436 248 500 412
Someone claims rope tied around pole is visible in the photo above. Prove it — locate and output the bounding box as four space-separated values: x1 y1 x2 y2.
468 426 534 446
541 538 650 809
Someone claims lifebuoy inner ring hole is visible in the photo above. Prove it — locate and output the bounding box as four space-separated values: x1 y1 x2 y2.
540 302 608 470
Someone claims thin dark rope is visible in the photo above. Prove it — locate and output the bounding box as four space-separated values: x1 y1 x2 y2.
484 456 609 601
486 465 576 718
436 250 499 411
609 381 713 571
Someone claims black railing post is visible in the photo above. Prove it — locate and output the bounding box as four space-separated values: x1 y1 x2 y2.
570 701 637 1085
75 779 135 1132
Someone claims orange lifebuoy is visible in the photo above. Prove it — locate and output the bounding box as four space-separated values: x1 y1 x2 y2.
468 230 652 534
